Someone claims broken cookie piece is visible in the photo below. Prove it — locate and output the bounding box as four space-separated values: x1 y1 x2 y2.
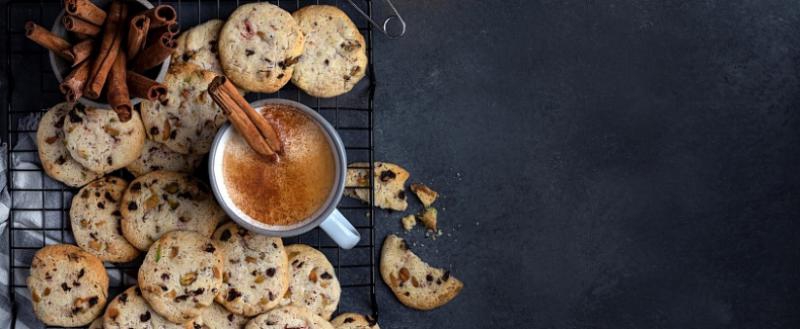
401 215 416 232
345 162 409 211
410 183 438 208
418 207 438 232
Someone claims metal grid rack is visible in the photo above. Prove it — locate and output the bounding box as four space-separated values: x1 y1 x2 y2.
2 0 378 327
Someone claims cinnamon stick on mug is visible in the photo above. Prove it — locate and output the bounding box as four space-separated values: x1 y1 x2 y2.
142 5 177 28
127 71 167 101
85 0 127 99
62 15 101 37
133 33 175 72
71 39 94 67
65 0 107 26
107 51 132 121
127 15 150 59
25 22 75 62
208 76 284 159
59 60 91 104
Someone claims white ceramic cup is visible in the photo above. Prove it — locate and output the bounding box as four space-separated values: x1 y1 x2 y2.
208 98 360 249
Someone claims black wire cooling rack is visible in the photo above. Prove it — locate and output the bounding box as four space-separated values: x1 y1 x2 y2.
1 0 378 327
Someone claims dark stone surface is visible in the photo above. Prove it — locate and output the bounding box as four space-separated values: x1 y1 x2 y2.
372 1 800 328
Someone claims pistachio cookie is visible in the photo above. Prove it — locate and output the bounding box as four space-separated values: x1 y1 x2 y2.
120 170 225 251
70 176 140 262
198 302 250 329
345 162 409 211
27 244 109 327
63 106 145 174
291 5 368 98
173 19 225 75
104 285 199 329
138 231 225 324
281 244 340 320
140 63 226 155
331 313 379 329
380 235 463 310
126 139 203 177
213 222 289 316
36 103 102 187
245 305 334 329
218 3 304 93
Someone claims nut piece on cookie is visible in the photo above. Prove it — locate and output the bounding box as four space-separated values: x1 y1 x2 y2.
418 207 438 232
410 183 438 208
345 162 409 211
401 215 416 232
380 235 463 310
331 312 380 329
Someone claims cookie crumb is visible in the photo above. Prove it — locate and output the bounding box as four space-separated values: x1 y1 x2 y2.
418 207 438 232
401 215 416 231
410 183 438 207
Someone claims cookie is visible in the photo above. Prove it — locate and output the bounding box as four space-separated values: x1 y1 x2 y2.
27 244 109 327
291 5 368 98
63 106 146 174
281 244 340 320
104 285 199 329
126 139 203 177
410 183 438 208
345 162 409 211
36 103 102 187
213 222 289 316
173 19 225 75
138 231 224 324
197 302 250 329
70 176 140 262
88 317 104 329
140 63 226 155
121 170 225 251
218 3 304 93
380 235 463 310
330 313 379 329
245 305 334 329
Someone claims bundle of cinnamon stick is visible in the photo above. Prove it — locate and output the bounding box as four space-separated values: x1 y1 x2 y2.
26 0 177 122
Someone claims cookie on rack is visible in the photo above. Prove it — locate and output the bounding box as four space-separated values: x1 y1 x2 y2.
331 313 380 329
126 139 203 177
120 170 225 251
291 5 368 98
281 244 341 320
197 302 251 329
138 231 224 324
173 19 225 75
27 244 109 327
36 102 102 187
63 106 145 174
218 2 304 93
345 162 409 211
380 234 463 310
140 62 227 155
104 285 199 329
213 222 289 316
70 176 140 262
245 305 334 329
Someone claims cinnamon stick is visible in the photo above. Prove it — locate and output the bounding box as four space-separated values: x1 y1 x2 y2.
142 5 176 28
127 71 166 101
85 0 127 100
126 15 150 59
107 51 132 121
71 39 93 67
133 33 175 72
62 15 101 37
208 76 283 159
65 0 107 26
59 60 91 104
147 22 179 45
25 21 74 62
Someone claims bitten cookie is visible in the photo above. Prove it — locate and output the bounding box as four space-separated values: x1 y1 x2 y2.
63 106 145 174
70 176 140 262
218 3 304 93
126 139 203 177
213 222 289 316
121 170 225 251
37 103 102 187
331 313 380 329
380 235 463 310
245 305 334 329
291 5 368 98
345 162 409 211
27 244 109 327
104 285 199 329
140 63 226 155
88 317 104 329
198 302 250 329
138 231 224 324
281 244 340 320
173 19 225 75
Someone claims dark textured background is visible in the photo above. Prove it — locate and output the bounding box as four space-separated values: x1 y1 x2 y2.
371 1 800 328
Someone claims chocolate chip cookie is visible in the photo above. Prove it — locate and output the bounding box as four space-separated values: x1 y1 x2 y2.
104 285 199 329
281 244 340 320
63 106 145 174
345 162 409 211
126 139 203 177
245 305 334 329
331 313 380 329
37 103 102 187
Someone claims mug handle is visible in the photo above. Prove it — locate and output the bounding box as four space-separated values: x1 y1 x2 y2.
320 209 361 249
